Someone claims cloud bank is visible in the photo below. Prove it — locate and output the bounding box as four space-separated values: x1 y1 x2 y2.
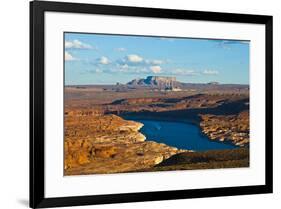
65 39 93 49
65 51 76 61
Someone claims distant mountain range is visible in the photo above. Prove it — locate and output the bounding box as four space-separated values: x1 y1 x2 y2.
126 76 248 90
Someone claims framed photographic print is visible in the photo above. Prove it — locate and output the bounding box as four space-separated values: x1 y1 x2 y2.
30 0 273 208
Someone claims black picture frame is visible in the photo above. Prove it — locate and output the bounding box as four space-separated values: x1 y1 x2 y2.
30 1 273 208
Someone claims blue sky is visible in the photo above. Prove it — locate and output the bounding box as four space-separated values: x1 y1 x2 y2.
64 32 249 85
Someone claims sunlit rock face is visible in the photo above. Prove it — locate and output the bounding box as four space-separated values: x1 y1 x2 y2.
199 110 249 146
64 114 186 175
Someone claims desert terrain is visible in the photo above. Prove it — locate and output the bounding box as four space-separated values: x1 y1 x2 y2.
64 76 249 175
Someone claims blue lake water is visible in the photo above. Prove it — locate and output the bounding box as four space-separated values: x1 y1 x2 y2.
124 117 236 151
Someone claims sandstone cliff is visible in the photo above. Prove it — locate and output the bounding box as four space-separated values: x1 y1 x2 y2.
64 114 186 175
199 111 249 146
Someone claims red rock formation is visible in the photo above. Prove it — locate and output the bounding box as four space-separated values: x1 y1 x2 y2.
64 114 186 175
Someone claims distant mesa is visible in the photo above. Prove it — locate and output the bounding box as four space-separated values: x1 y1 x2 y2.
127 76 176 86
110 76 249 92
126 76 223 91
127 76 181 91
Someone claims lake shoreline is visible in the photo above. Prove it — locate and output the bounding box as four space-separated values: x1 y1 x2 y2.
120 113 237 151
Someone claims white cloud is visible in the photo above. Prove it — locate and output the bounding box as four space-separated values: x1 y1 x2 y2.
113 63 149 74
126 54 143 63
150 59 164 65
150 66 162 74
98 56 110 65
202 70 219 75
65 39 92 49
118 55 164 68
120 64 129 69
172 69 197 76
65 51 76 61
115 47 126 52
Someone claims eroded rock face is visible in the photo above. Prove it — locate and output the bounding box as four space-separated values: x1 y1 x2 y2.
199 111 249 146
64 114 186 175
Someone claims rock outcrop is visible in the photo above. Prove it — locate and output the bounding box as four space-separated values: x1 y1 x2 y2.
127 76 179 89
199 111 249 146
64 114 186 175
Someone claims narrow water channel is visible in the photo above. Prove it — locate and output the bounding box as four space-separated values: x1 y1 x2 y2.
125 117 236 151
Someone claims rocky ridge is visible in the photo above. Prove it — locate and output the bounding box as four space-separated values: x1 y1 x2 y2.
199 111 249 146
